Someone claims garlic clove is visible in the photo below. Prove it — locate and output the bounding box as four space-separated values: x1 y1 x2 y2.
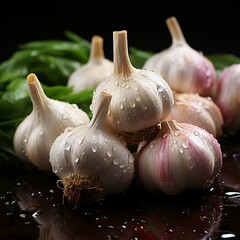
67 35 113 92
214 63 240 135
135 120 223 195
90 30 174 144
49 91 135 206
143 16 217 97
13 73 90 171
166 91 223 138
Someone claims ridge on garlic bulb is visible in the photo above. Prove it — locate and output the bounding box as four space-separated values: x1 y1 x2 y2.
67 35 113 92
90 30 174 145
214 63 240 135
143 16 217 97
49 91 135 206
135 119 223 196
13 73 90 171
166 91 223 138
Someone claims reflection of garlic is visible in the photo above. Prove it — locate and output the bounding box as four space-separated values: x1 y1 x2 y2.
135 120 223 195
67 35 113 92
166 91 223 138
91 30 174 144
49 92 135 205
13 73 90 171
143 16 216 97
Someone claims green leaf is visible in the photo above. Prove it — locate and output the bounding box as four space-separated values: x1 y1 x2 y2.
207 53 240 75
130 47 155 68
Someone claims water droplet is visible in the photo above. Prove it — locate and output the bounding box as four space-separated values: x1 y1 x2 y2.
129 100 136 108
194 131 199 136
181 139 189 149
174 131 180 136
75 157 79 163
106 149 113 158
32 210 41 218
19 213 26 218
136 95 141 102
221 233 236 239
39 130 43 136
52 166 58 174
157 86 164 92
64 143 71 151
179 148 184 153
113 158 119 165
150 141 156 148
92 140 98 152
120 102 124 110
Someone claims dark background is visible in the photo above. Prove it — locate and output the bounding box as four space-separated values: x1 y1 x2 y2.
0 0 239 62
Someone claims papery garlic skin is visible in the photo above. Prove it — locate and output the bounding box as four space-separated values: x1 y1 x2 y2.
166 92 223 138
143 16 216 97
215 64 240 135
135 120 222 195
67 35 113 92
13 73 90 171
49 92 135 205
91 30 174 143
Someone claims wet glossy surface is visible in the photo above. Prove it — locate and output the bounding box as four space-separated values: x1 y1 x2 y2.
0 135 240 240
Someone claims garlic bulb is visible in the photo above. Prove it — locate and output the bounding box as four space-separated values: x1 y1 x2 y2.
13 73 90 171
49 91 135 205
67 35 113 92
135 120 223 195
215 63 240 135
143 16 216 97
166 91 223 138
91 30 174 144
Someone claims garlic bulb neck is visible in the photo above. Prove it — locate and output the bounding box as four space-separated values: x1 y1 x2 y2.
89 35 106 63
166 16 187 45
113 30 133 76
89 91 111 129
28 73 47 110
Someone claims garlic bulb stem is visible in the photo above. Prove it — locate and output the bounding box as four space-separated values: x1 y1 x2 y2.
89 91 111 129
89 35 105 63
28 73 46 110
113 30 132 76
166 16 187 45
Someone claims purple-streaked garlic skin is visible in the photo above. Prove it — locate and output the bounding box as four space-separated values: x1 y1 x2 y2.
91 30 174 134
143 16 216 97
135 120 223 195
166 92 223 138
215 64 240 135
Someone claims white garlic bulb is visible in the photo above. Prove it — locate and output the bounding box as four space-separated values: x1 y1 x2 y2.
49 91 135 205
67 35 113 92
13 73 90 171
91 30 174 144
215 63 240 135
143 16 217 97
166 91 223 138
135 120 223 195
